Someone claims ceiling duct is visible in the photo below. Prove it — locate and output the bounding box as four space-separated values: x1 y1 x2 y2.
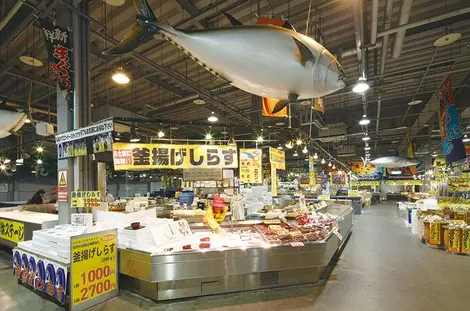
318 123 347 143
337 145 356 155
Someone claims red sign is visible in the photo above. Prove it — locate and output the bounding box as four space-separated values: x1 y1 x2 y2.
112 150 132 165
58 169 68 202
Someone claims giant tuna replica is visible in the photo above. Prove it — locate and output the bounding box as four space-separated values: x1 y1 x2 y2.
0 97 28 139
105 0 347 113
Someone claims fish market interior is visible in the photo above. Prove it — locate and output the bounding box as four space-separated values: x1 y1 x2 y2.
0 0 470 310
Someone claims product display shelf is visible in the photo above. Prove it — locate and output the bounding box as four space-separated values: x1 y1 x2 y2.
118 205 353 301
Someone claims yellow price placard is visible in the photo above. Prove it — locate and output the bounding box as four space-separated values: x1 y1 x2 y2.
269 147 285 170
448 229 460 253
71 191 101 208
71 230 118 311
463 228 470 254
429 222 441 245
239 149 262 184
0 218 24 243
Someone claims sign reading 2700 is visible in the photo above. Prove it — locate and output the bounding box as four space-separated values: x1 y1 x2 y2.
112 143 238 170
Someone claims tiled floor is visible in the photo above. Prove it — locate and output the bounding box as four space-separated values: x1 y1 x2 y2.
1 203 470 311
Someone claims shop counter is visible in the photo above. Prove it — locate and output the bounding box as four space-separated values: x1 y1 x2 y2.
0 210 58 248
330 196 363 215
119 205 353 300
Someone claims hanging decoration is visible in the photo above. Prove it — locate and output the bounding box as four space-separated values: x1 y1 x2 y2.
262 97 287 117
38 19 74 110
438 75 466 163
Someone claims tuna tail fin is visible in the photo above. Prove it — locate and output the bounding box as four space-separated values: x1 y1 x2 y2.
221 11 243 26
103 0 160 55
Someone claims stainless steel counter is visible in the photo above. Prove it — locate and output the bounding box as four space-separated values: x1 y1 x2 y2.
119 203 353 301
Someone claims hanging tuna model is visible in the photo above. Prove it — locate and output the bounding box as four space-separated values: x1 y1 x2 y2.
105 0 347 113
0 97 28 139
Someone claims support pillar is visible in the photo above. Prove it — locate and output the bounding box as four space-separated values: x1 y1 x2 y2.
251 95 262 138
97 163 107 198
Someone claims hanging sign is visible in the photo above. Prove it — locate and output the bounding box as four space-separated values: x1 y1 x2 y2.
261 97 287 117
13 249 68 305
112 143 238 170
57 169 68 202
309 156 315 187
0 218 24 243
71 191 101 208
269 147 285 170
38 19 74 110
56 119 114 159
70 230 118 311
271 164 278 196
240 149 262 184
438 75 466 163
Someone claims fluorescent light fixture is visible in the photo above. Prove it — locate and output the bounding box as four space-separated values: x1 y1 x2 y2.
364 146 371 151
205 133 212 140
463 134 470 143
313 153 318 160
432 152 438 157
293 152 298 157
407 100 422 106
276 122 285 126
193 99 206 105
112 67 130 84
391 140 399 144
157 131 165 138
353 77 369 93
391 170 402 175
362 135 370 141
359 114 370 126
207 111 218 122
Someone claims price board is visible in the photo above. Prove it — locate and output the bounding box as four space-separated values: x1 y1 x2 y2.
0 218 24 243
70 230 118 311
429 222 441 245
448 229 461 253
462 228 470 254
71 191 101 208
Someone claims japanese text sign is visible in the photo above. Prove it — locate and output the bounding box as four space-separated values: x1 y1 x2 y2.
429 222 441 245
240 149 262 184
71 191 101 208
38 19 74 109
269 147 285 170
71 230 118 311
13 249 68 305
112 143 238 170
309 156 315 186
0 218 24 243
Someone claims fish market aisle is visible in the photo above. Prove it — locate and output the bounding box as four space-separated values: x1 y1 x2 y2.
1 202 469 311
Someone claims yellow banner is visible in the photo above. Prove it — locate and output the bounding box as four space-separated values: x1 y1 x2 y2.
269 147 285 170
71 191 101 208
113 143 238 170
429 222 441 245
309 156 315 186
271 164 278 196
240 149 262 184
71 230 118 308
448 229 460 253
0 218 24 243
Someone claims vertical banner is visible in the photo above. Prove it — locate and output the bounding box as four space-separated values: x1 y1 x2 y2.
239 149 262 184
262 97 288 117
38 19 74 110
269 148 285 196
309 156 315 187
438 76 466 163
71 230 118 311
0 218 24 243
271 164 278 196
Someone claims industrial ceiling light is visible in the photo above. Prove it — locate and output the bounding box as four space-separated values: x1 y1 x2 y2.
285 141 293 149
362 135 370 141
432 151 438 157
0 164 6 171
25 116 32 124
207 111 218 122
302 146 308 154
220 128 228 135
328 161 332 167
359 114 370 126
36 159 43 165
321 158 326 164
129 124 140 142
256 136 264 143
364 146 371 151
433 33 461 47
338 170 343 175
463 134 470 143
277 145 283 150
193 99 206 105
293 151 298 157
352 77 369 93
3 158 11 164
205 133 213 140
276 122 285 126
296 139 303 146
313 153 318 160
112 67 130 84
407 100 422 106
157 131 165 138
36 146 44 153
332 164 336 169
391 140 399 144
227 136 236 146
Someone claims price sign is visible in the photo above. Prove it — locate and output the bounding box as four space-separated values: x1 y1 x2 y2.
462 228 470 254
71 191 101 208
70 230 118 311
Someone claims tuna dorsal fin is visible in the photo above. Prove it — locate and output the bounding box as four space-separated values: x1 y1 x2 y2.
293 37 315 66
283 20 296 31
135 0 158 22
221 11 242 26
